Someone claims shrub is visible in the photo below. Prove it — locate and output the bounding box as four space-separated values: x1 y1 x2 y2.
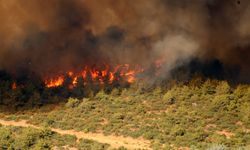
32 139 51 150
211 95 230 111
65 97 80 108
12 128 41 149
207 144 228 150
239 102 250 123
39 128 55 139
78 139 110 150
0 127 12 148
163 91 175 105
110 88 120 96
0 126 77 149
170 126 185 137
202 80 217 95
152 87 163 97
113 113 125 120
216 81 231 95
191 132 209 142
143 131 156 140
95 90 109 101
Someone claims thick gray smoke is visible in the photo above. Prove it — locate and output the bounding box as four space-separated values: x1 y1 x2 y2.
0 0 249 82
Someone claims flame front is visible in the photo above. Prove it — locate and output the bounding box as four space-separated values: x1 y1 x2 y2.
44 64 143 88
45 76 65 88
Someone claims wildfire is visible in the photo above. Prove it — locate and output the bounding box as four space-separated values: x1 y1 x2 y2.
12 82 17 90
44 64 144 88
45 76 65 88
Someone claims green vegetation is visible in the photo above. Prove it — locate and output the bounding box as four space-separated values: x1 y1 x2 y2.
78 139 110 150
1 79 250 149
0 125 110 150
0 125 76 149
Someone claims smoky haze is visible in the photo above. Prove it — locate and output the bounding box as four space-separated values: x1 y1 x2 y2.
0 0 249 82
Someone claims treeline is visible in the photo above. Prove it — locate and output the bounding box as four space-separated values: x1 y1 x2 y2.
0 66 248 110
0 70 131 109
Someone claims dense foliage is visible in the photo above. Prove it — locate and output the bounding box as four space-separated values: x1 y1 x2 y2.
1 79 250 149
0 125 76 149
0 125 110 150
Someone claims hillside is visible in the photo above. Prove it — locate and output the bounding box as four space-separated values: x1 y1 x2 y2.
0 79 250 149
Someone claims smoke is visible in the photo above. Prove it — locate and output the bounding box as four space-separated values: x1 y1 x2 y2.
203 0 250 82
0 0 249 82
153 34 199 80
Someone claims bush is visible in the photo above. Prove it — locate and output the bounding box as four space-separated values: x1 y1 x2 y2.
110 88 120 96
152 87 163 97
216 81 231 95
143 131 156 140
211 95 230 111
32 139 51 150
163 91 176 105
78 139 110 150
170 126 186 137
113 113 125 120
202 80 217 95
207 144 228 150
0 126 77 149
65 97 80 108
95 90 109 101
191 132 209 142
0 127 12 149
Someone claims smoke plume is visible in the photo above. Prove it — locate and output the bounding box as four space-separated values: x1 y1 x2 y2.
0 0 249 82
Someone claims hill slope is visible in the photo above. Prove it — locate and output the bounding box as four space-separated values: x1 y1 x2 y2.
1 79 250 149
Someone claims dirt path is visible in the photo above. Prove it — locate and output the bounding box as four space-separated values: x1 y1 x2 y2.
0 119 151 150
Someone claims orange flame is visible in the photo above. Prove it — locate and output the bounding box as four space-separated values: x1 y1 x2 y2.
12 82 17 90
44 64 144 88
45 76 64 88
125 70 136 83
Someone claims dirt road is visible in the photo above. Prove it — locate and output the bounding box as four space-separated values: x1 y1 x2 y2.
0 119 151 150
